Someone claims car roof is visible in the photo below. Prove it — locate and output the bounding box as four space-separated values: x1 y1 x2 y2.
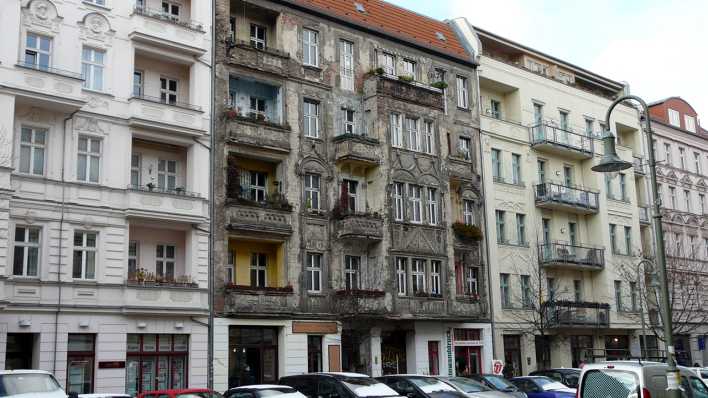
380 374 438 378
0 369 54 375
282 372 372 379
230 385 294 390
142 389 213 394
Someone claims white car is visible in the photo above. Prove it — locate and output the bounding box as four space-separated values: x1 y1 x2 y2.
79 394 132 398
224 385 308 398
0 370 66 398
691 368 708 384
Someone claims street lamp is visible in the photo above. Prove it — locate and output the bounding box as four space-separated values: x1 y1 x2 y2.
592 95 681 398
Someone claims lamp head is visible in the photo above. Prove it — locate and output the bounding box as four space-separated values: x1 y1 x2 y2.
592 132 632 173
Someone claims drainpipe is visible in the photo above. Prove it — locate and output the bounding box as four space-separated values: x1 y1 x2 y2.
207 0 216 389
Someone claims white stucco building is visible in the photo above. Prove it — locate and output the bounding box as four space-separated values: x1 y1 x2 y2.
0 0 211 394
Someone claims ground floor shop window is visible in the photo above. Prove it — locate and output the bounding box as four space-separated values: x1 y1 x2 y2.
503 335 522 378
428 341 440 375
570 335 593 368
67 334 95 394
5 333 37 370
228 327 278 388
126 334 188 396
381 331 407 375
308 335 323 372
604 335 629 361
454 346 481 376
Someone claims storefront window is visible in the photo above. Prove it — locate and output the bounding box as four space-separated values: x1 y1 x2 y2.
67 334 95 394
228 327 279 388
126 334 188 396
308 336 323 372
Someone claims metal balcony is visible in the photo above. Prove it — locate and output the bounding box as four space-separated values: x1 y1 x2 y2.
530 123 594 159
544 301 610 328
538 242 605 271
535 182 599 215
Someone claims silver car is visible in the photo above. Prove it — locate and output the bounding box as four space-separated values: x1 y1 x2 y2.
436 377 514 398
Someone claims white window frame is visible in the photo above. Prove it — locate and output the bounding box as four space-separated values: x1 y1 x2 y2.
516 213 526 245
160 77 178 105
73 231 97 280
133 70 144 97
225 249 234 283
76 135 101 183
344 255 360 290
465 266 478 296
668 108 680 127
396 257 407 296
456 75 469 109
394 182 405 222
664 143 672 165
491 148 501 180
24 32 52 69
81 47 105 91
679 147 686 169
695 152 702 174
249 96 266 118
13 225 41 277
249 171 267 202
340 40 354 91
406 117 420 151
500 273 510 307
250 253 267 288
459 136 471 160
409 184 422 224
342 108 355 135
250 23 267 49
423 121 434 154
303 99 320 138
427 188 438 225
161 1 180 20
130 153 141 187
381 52 396 75
390 113 403 147
306 252 322 293
302 28 319 67
411 259 426 294
156 244 176 280
128 240 139 276
495 210 505 243
402 59 416 80
685 115 696 132
157 159 178 191
304 173 321 211
430 260 441 295
19 126 46 176
684 190 691 212
463 200 475 226
511 153 521 185
344 179 358 213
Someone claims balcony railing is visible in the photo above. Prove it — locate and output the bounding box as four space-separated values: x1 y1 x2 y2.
335 213 384 241
128 184 200 198
530 122 594 158
373 75 444 110
639 205 650 224
226 189 293 212
543 301 610 328
535 182 599 214
131 94 202 112
633 156 646 175
333 134 382 166
133 6 205 32
16 60 83 80
538 241 605 270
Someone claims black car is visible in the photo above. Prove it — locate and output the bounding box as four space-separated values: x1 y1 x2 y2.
280 373 402 398
466 374 527 398
528 369 580 389
376 375 468 398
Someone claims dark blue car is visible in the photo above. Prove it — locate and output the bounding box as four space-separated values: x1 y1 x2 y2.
510 377 575 398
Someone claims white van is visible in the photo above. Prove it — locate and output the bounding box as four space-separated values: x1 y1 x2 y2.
0 370 67 398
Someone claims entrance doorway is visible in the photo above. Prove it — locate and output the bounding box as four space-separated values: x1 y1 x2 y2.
455 346 481 377
570 336 593 367
503 335 522 378
5 333 37 370
228 327 278 388
381 331 407 375
605 335 630 360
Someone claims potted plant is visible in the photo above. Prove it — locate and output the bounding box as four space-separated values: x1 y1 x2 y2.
431 81 448 89
397 75 414 83
175 187 185 195
452 222 483 242
224 108 239 121
146 182 155 191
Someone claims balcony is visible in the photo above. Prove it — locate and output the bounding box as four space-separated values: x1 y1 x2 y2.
530 123 594 159
538 242 605 271
639 205 651 225
367 74 444 110
534 182 600 215
544 301 610 328
130 6 207 58
633 156 646 176
223 284 297 315
226 198 293 238
448 156 481 184
335 213 384 241
333 135 382 167
331 289 389 316
9 61 87 112
128 94 205 135
126 185 206 223
226 39 291 76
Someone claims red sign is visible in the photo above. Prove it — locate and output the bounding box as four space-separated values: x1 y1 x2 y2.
492 360 504 375
98 361 125 369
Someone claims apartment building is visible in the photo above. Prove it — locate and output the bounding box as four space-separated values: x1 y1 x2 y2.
462 26 649 376
0 0 211 394
647 97 708 366
212 0 490 389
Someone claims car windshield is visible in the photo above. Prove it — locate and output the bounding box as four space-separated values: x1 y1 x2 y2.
0 373 62 396
581 370 639 398
483 375 515 391
407 377 456 394
339 377 400 397
445 378 490 393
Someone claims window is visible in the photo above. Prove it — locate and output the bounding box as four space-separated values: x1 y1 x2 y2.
685 115 697 132
500 273 510 308
394 182 405 221
19 126 46 175
13 226 40 277
573 280 582 302
66 334 95 394
304 174 321 211
402 59 416 80
669 186 677 208
679 147 686 169
614 280 623 311
491 148 502 180
157 159 177 191
559 110 569 131
302 29 319 67
675 233 683 256
516 214 526 245
495 210 505 244
563 166 573 186
250 253 267 288
624 226 632 256
406 117 420 151
409 185 422 223
585 119 594 135
160 77 178 105
428 341 440 376
303 100 320 138
463 200 475 225
125 334 188 396
684 190 691 212
411 259 426 294
430 261 441 295
128 241 139 277
490 99 501 119
81 47 104 91
161 1 180 20
609 224 617 254
547 277 556 301
307 335 323 373
465 266 478 296
690 235 697 258
668 108 680 127
340 40 354 91
390 113 403 147
381 52 396 75
664 143 673 165
568 222 577 246
695 152 702 174
619 174 627 200
458 136 471 160
156 244 175 280
396 257 407 296
699 193 705 214
343 179 358 212
77 136 101 183
24 33 51 69
520 275 531 308
344 255 360 290
341 108 355 135
133 70 143 96
248 171 267 202
605 174 613 198
511 153 522 185
73 231 97 280
131 153 141 186
427 188 438 225
306 253 322 293
250 24 266 49
537 160 546 182
249 97 266 117
423 121 434 154
533 103 544 125
456 76 469 109
528 59 547 74
225 250 234 283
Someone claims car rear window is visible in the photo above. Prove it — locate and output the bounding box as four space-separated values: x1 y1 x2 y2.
0 373 62 396
581 370 639 398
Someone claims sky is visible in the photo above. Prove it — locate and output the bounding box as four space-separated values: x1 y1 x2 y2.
388 0 708 123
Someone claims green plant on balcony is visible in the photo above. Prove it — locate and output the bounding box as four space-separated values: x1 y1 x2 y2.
369 67 385 76
452 222 483 242
430 81 448 89
397 75 414 83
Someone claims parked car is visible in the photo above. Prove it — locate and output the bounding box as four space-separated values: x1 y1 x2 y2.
376 375 468 398
690 368 708 384
224 385 307 398
509 376 575 398
79 394 131 398
578 361 708 398
0 370 66 398
280 372 402 398
435 376 515 398
466 375 526 398
138 389 223 398
528 369 580 389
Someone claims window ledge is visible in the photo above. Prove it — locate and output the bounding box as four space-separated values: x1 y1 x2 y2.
82 88 114 98
81 1 112 11
303 64 322 71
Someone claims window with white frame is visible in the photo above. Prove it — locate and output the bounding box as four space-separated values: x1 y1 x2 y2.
133 71 143 97
390 113 403 147
130 154 141 187
500 273 510 307
250 253 267 288
306 252 322 293
13 226 40 277
396 257 407 296
459 136 471 160
304 173 321 211
250 24 266 49
664 143 672 165
73 231 97 280
495 210 505 243
402 59 416 80
411 259 426 294
520 274 531 308
303 99 320 138
394 182 405 221
157 159 177 191
511 153 521 185
516 213 526 245
24 33 51 69
700 193 706 214
456 76 469 109
161 1 180 20
585 119 594 135
19 126 46 176
491 148 501 180
128 240 139 276
77 135 101 183
695 152 702 174
160 77 178 105
302 29 319 67
339 40 354 91
430 260 441 295
409 185 422 223
679 147 686 169
465 266 478 296
81 47 105 91
225 250 234 283
406 117 420 151
463 200 475 225
381 52 395 75
668 108 680 127
249 97 266 118
156 244 175 280
248 171 267 202
423 121 434 154
343 179 358 213
684 190 691 212
344 255 360 290
685 115 696 132
427 188 438 225
341 108 355 135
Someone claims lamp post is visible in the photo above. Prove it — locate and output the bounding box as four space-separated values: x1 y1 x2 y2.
636 258 657 361
592 95 680 398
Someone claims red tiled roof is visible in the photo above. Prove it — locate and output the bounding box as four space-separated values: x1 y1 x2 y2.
283 0 471 63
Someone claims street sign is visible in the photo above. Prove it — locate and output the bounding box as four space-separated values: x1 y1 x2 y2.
492 359 504 375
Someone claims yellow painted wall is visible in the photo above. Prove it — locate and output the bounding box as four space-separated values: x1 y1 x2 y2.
229 239 284 287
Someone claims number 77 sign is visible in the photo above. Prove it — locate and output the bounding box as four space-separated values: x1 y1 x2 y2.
492 360 504 375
